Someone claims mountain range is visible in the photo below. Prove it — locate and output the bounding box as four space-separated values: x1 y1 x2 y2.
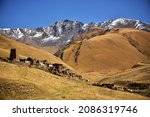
0 18 150 53
0 18 150 99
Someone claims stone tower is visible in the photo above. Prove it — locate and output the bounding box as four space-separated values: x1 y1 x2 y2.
10 48 16 60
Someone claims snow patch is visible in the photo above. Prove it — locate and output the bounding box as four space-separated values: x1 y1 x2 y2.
14 28 24 38
82 24 88 30
18 34 24 38
24 29 32 34
66 39 71 43
42 35 60 43
111 18 128 26
58 27 62 34
34 32 43 37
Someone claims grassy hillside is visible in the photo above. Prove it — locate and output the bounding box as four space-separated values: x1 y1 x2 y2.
60 28 150 73
0 34 63 64
0 61 149 100
0 33 150 100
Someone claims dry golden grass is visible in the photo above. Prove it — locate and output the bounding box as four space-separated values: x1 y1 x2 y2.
97 61 150 84
0 61 149 100
0 31 150 100
0 34 62 63
42 46 58 54
61 28 150 73
0 34 75 72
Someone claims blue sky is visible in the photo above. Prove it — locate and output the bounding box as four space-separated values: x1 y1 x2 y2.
0 0 150 28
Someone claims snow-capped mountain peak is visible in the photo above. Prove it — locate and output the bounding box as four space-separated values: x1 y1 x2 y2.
0 18 150 52
98 18 150 31
0 20 85 48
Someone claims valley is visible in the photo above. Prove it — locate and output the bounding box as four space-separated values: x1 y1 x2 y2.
0 18 150 100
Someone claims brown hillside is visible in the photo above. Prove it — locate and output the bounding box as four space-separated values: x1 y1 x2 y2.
0 61 149 99
0 32 150 99
0 34 72 67
59 28 150 73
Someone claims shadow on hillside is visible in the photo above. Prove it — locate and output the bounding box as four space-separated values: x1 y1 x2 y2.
93 81 150 97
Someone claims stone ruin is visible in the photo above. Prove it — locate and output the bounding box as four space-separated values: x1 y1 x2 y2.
0 49 82 79
9 48 16 60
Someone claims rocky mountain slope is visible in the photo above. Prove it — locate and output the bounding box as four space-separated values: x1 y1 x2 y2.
98 18 150 31
0 20 85 52
0 18 150 53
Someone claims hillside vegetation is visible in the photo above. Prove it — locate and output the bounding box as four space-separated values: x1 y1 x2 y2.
59 28 150 73
0 34 63 64
0 61 149 100
0 31 150 100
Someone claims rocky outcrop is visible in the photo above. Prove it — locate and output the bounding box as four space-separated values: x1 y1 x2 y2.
0 20 85 51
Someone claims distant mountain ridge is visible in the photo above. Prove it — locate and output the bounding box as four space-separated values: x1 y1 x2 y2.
98 18 150 31
0 20 85 49
0 18 150 52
